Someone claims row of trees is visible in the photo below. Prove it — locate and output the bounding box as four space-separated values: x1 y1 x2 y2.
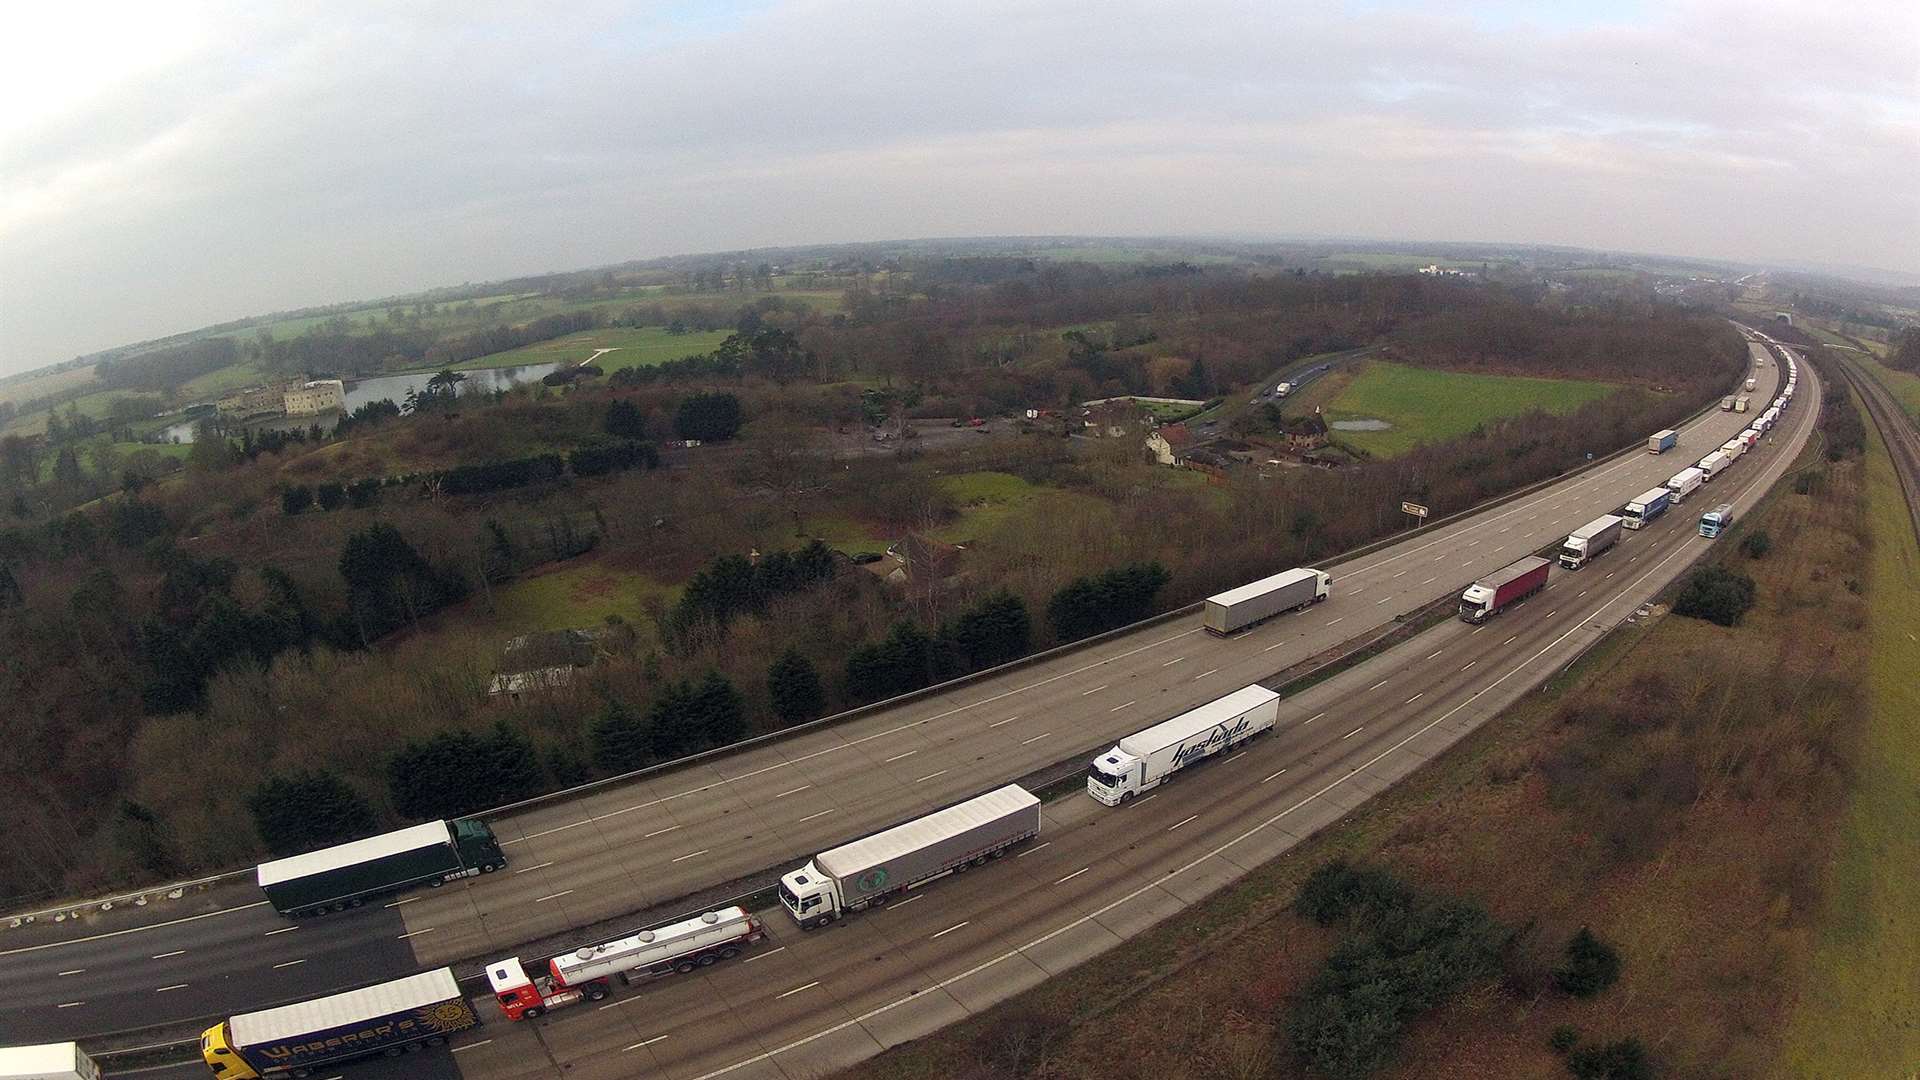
842 589 1033 704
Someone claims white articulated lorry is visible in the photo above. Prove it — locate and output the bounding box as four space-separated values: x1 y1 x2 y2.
1665 467 1704 503
779 785 1040 928
1698 450 1728 481
1087 684 1281 805
1203 568 1331 634
1559 514 1623 570
0 1044 100 1080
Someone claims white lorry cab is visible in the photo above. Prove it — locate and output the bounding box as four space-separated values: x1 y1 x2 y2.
1087 685 1281 805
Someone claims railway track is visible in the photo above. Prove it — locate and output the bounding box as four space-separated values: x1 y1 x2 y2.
1824 348 1920 541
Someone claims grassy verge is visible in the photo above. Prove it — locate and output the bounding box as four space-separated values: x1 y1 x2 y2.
1774 418 1920 1073
1325 361 1619 457
838 411 1870 1079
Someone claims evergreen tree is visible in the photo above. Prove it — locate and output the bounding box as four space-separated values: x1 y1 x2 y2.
248 769 377 857
590 700 651 773
604 398 648 439
690 671 747 748
1554 927 1623 998
644 679 700 759
768 648 825 726
675 392 744 442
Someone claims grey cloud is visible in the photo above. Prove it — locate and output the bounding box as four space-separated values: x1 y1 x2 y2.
2 0 1916 371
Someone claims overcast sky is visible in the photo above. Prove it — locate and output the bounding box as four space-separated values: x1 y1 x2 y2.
2 0 1915 374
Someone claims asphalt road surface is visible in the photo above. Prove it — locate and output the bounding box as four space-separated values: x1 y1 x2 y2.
8 348 1792 1057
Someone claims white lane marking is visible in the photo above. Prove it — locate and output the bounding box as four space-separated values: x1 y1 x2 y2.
798 809 836 823
741 946 787 964
1261 769 1288 783
1081 684 1109 696
155 983 188 992
624 1035 672 1051
1265 640 1289 652
1367 679 1389 691
273 959 306 969
644 825 682 839
1392 570 1406 578
1055 867 1091 885
883 751 918 763
398 928 435 940
1426 650 1443 660
916 770 949 783
1421 577 1436 585
534 890 575 904
452 1039 493 1052
1326 617 1344 626
775 786 811 798
514 861 554 874
1109 700 1136 712
1305 711 1326 724
264 926 298 937
671 849 710 863
57 969 85 976
1161 656 1186 667
151 950 186 960
1194 668 1219 680
1136 793 1159 804
1405 693 1424 705
777 981 821 999
1168 815 1198 832
1021 732 1052 745
1547 610 1558 618
1015 842 1052 858
1472 625 1486 634
893 895 923 908
1503 636 1518 645
503 628 1214 843
1461 660 1477 672
384 896 419 908
988 716 1019 728
1343 727 1364 739
1377 598 1389 605
930 922 969 940
1225 751 1247 764
57 1001 84 1008
0 900 273 958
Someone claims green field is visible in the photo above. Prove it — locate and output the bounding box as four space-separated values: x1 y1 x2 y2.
1777 421 1920 1072
1324 361 1620 457
485 563 676 637
35 439 192 481
180 361 269 398
455 327 732 373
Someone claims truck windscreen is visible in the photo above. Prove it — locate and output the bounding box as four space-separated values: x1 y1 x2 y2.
1087 764 1122 788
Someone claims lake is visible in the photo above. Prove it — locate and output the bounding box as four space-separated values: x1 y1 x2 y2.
158 364 562 442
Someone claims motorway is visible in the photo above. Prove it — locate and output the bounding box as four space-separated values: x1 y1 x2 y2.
6 346 1795 1060
124 337 1816 1080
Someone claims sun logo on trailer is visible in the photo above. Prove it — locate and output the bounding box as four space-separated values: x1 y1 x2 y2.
857 868 890 892
420 1001 476 1031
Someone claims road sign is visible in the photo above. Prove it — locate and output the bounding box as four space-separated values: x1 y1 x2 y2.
1401 501 1430 519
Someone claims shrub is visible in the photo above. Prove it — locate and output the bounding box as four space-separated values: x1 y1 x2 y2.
845 621 936 704
590 700 651 774
1672 564 1757 627
1553 927 1622 998
1048 561 1170 643
940 589 1031 674
248 769 377 857
1293 860 1417 926
279 485 312 515
604 399 648 439
315 481 345 511
1549 1025 1581 1054
1738 530 1771 559
1566 1038 1653 1080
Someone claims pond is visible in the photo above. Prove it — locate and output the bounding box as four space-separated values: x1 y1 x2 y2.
1330 418 1393 431
157 364 563 442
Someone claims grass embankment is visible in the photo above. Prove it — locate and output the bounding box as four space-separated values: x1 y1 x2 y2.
1325 361 1618 457
840 418 1873 1079
1776 419 1920 1074
455 327 732 373
805 472 1107 556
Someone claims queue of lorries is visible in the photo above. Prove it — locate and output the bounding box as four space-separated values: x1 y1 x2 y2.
11 357 1796 1079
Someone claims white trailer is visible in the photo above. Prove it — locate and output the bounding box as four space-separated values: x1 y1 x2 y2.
1721 438 1744 461
1698 450 1729 481
779 785 1040 927
0 1044 100 1080
1559 514 1623 570
1745 376 1758 391
1734 396 1750 413
1203 568 1331 634
1665 467 1704 503
1087 685 1281 805
1741 428 1760 448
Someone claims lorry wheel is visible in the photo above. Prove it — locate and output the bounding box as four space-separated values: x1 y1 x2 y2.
428 879 443 888
331 902 347 912
481 863 498 874
587 985 609 1001
720 946 740 959
954 861 969 873
1120 791 1134 803
675 960 697 973
524 1006 543 1019
698 953 718 967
